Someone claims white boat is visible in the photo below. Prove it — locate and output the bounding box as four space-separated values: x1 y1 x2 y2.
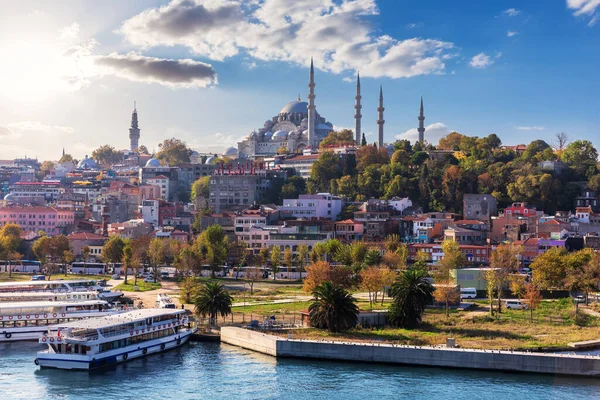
156 294 177 309
0 291 101 303
0 279 124 303
35 309 197 370
0 299 127 341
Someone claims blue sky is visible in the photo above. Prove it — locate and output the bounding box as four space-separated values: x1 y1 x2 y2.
0 0 599 160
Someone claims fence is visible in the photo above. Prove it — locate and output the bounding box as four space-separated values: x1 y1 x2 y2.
195 312 304 330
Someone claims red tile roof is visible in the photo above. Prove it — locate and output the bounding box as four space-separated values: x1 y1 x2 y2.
67 232 107 241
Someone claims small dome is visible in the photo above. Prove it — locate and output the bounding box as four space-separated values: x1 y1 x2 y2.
248 131 258 140
288 131 297 139
264 131 273 138
77 155 97 169
191 151 199 156
205 155 216 165
264 120 274 129
316 123 332 131
273 130 288 140
222 147 238 157
4 193 15 202
280 101 308 115
302 129 309 136
145 158 161 167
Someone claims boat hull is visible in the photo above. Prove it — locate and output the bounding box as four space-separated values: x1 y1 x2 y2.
37 329 195 370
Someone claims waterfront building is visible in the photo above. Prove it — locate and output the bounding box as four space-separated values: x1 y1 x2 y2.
0 205 74 235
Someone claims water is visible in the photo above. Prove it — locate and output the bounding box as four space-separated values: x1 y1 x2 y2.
2 342 600 400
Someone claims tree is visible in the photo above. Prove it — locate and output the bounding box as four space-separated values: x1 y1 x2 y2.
155 137 192 166
102 236 126 272
388 268 434 328
175 244 201 277
196 225 229 277
509 274 527 299
490 244 522 313
194 281 233 327
0 224 21 276
297 244 309 275
531 247 568 289
32 236 52 278
309 151 342 193
361 132 367 146
135 145 150 155
245 267 263 295
62 250 74 276
552 132 569 155
284 247 293 272
81 245 91 275
270 246 281 280
122 242 133 285
92 145 122 167
302 261 353 292
433 281 460 318
438 132 466 150
308 281 358 333
148 238 166 280
523 282 542 323
190 176 210 200
259 247 269 270
59 153 74 164
361 266 383 308
280 176 307 200
485 269 498 317
562 140 598 178
318 129 355 149
436 240 466 283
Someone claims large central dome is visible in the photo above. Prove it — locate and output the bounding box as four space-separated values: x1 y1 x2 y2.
280 100 308 114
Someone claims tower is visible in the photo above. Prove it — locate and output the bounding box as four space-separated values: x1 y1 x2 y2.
418 96 425 144
376 85 385 149
307 58 316 149
129 102 140 152
354 73 362 146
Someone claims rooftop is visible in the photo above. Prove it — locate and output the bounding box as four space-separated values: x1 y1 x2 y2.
0 299 106 309
52 308 184 330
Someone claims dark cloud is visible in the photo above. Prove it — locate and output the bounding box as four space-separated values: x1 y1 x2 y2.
143 1 242 37
94 53 217 88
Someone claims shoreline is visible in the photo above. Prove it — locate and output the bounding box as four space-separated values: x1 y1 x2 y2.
221 327 600 377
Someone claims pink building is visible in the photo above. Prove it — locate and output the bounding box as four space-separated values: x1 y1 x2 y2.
504 202 537 216
0 206 75 235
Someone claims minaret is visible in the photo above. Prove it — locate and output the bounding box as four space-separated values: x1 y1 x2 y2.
376 85 385 149
354 73 362 146
129 102 140 152
307 58 316 149
418 96 425 144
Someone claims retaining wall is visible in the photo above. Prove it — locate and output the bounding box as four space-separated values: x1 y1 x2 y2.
220 327 600 376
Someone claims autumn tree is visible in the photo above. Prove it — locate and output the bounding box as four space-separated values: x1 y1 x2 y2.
297 244 309 275
318 129 355 149
523 282 543 323
92 145 123 167
509 274 527 299
284 247 293 272
531 247 568 289
81 245 91 275
490 244 522 313
190 176 210 200
270 246 281 280
245 267 263 295
302 261 353 292
102 236 126 272
361 266 383 308
122 241 133 284
433 283 460 318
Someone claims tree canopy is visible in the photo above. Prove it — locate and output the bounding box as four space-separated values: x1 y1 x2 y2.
155 137 192 166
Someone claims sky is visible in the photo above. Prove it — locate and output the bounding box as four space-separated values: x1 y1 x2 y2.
0 0 599 161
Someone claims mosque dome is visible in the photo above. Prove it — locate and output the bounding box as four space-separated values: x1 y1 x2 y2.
279 101 308 115
249 131 258 140
77 155 97 169
191 151 199 156
264 120 275 130
302 129 309 136
316 123 332 131
4 193 15 202
264 131 273 138
205 155 216 165
273 130 288 140
222 147 238 157
288 131 297 139
145 158 161 168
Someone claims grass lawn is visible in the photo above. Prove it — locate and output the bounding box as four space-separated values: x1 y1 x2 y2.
233 301 311 315
283 300 600 351
0 273 31 282
52 274 113 281
114 281 162 292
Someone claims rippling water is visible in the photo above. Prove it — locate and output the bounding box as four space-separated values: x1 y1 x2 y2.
2 342 600 399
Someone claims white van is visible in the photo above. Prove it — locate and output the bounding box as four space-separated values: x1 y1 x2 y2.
460 287 477 300
505 300 528 310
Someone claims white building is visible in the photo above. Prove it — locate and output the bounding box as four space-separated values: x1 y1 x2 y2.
146 175 169 200
140 199 159 226
282 193 342 220
388 197 413 214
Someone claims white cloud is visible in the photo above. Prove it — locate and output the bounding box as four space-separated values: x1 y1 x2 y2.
0 122 77 160
516 126 545 131
342 76 353 82
406 22 422 29
7 121 74 135
395 122 450 144
503 8 521 17
507 31 519 37
567 0 600 25
59 22 80 40
119 0 456 79
470 53 494 69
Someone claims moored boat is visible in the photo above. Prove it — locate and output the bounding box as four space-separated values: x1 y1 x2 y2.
0 279 124 303
35 309 197 370
0 299 127 341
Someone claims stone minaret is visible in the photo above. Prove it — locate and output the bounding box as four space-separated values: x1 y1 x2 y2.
354 73 362 146
418 96 425 144
307 58 316 149
377 85 385 149
129 102 140 152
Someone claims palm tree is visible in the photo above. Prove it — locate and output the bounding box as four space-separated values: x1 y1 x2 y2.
388 268 434 328
308 281 359 333
194 281 233 327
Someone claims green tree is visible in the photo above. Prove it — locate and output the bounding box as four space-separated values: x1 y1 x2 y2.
148 238 166 280
122 242 133 285
308 281 359 332
190 176 210 199
284 247 293 271
270 246 281 280
195 225 229 277
297 244 309 274
102 236 126 272
309 151 342 193
318 129 355 149
489 244 522 314
531 247 568 289
81 245 91 275
562 140 598 178
92 145 123 167
194 281 233 327
59 153 74 164
155 137 192 166
388 268 434 328
280 176 307 201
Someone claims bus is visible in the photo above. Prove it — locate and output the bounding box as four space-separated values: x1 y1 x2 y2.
70 262 107 275
269 267 307 280
0 260 42 273
229 267 269 279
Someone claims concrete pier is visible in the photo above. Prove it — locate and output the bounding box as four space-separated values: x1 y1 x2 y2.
221 327 600 377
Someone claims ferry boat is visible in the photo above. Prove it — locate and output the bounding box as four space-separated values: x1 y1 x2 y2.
35 309 197 370
0 291 101 303
0 299 126 341
156 294 177 309
0 279 124 302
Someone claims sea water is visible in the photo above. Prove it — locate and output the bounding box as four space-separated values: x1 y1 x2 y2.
2 342 600 399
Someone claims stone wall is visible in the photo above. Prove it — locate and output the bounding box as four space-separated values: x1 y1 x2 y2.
221 327 600 376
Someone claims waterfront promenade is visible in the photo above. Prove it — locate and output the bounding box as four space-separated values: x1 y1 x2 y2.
221 327 600 377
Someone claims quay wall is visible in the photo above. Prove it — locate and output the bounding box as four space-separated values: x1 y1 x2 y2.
220 327 600 377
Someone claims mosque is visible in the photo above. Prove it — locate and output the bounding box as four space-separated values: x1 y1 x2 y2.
234 59 427 160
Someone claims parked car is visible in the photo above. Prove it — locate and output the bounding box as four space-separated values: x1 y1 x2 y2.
505 300 528 310
460 287 478 300
573 295 586 303
144 277 158 283
112 274 121 280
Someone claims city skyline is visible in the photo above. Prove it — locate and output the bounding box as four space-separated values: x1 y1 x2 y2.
1 0 599 160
